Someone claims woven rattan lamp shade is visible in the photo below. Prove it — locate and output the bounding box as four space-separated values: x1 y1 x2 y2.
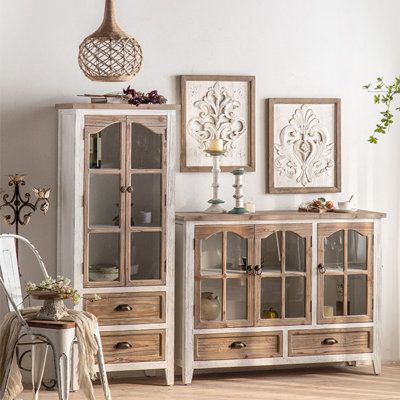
78 0 143 82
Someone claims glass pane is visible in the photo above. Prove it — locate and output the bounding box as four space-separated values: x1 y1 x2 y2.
130 232 161 281
285 276 305 318
226 232 248 273
201 279 222 321
131 174 161 227
348 230 367 271
89 233 120 282
324 230 344 271
260 277 282 319
348 275 368 315
285 232 306 272
131 123 162 169
89 124 120 169
89 174 120 227
201 233 222 275
226 278 248 320
261 232 282 272
324 275 344 316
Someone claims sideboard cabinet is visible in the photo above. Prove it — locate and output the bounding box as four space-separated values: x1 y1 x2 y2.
175 210 385 384
57 103 179 385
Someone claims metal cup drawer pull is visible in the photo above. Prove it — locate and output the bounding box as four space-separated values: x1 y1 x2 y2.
322 338 338 346
229 341 247 349
114 304 133 312
114 342 132 350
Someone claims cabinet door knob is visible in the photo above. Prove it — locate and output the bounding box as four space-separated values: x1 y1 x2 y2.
229 341 247 349
120 186 126 193
114 304 133 312
126 186 133 193
246 265 253 275
318 263 326 274
114 341 132 350
322 338 338 345
254 265 263 275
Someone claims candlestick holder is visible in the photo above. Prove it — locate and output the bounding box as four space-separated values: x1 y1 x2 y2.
229 168 248 214
204 149 226 213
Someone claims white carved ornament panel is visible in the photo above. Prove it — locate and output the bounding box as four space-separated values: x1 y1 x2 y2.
273 103 336 189
185 80 250 168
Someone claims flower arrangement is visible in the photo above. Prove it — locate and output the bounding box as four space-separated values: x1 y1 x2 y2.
122 87 167 106
26 275 80 304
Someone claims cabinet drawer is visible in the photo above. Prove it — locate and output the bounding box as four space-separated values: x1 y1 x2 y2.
194 332 283 361
100 330 164 364
288 328 373 357
84 292 165 325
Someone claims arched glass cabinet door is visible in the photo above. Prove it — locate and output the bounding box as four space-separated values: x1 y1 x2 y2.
83 116 126 287
255 224 312 326
126 116 167 286
194 225 254 328
317 223 373 323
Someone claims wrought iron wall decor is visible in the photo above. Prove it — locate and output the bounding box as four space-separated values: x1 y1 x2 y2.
267 98 341 194
0 174 50 236
78 0 143 82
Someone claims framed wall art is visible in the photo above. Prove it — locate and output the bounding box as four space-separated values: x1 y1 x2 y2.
180 75 255 172
267 98 341 194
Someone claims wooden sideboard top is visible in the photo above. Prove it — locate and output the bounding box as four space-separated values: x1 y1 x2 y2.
55 103 181 110
175 209 386 221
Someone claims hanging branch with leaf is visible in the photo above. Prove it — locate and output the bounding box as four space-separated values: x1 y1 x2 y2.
363 76 400 143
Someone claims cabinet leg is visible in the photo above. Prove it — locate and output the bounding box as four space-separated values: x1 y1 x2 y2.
165 368 174 386
182 367 193 385
372 359 381 375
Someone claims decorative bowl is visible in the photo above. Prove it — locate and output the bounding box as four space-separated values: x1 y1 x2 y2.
29 289 63 301
89 265 119 281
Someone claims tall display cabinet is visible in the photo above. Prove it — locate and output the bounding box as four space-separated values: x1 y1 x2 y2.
56 103 179 385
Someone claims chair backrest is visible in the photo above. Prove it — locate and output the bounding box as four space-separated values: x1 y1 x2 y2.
0 234 49 314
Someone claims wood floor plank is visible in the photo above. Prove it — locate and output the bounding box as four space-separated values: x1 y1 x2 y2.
19 364 400 400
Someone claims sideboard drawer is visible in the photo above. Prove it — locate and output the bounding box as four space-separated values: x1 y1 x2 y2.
100 330 165 364
194 332 283 361
84 292 165 325
288 328 373 357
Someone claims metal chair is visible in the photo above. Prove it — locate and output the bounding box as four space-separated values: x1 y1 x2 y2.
0 234 111 400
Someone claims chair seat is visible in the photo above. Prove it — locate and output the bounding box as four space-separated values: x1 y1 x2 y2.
28 320 76 330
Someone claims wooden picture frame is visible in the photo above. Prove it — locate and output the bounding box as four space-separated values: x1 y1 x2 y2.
180 75 255 172
267 98 341 193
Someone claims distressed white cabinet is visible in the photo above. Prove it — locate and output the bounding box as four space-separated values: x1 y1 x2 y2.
175 210 385 384
57 103 179 385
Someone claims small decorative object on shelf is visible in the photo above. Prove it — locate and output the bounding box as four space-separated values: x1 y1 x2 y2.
26 276 80 321
299 197 334 213
262 307 279 319
0 175 51 236
245 201 256 214
229 168 248 214
204 140 227 213
201 292 221 321
78 0 143 82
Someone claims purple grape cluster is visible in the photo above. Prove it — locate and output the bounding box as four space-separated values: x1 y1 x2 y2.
123 86 167 106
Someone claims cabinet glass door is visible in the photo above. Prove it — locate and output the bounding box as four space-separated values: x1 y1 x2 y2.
194 226 254 328
84 119 125 287
255 224 311 326
127 119 166 285
318 223 373 323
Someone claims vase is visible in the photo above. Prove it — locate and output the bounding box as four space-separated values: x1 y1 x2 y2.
201 292 221 321
30 290 68 321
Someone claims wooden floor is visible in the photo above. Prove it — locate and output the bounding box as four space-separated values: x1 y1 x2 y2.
21 364 400 400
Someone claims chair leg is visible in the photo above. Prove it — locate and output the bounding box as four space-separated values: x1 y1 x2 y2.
46 328 75 400
31 336 49 400
94 328 112 400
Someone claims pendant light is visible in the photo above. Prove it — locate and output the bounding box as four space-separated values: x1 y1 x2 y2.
78 0 143 82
